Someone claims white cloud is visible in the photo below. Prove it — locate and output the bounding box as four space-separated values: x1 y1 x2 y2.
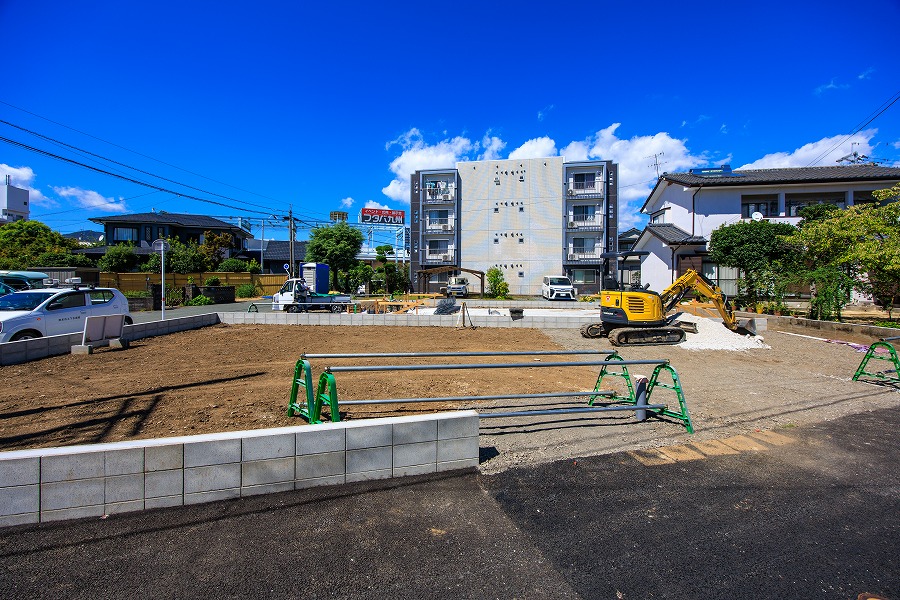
892 140 900 150
0 163 55 207
719 123 728 134
364 200 392 210
53 187 128 212
537 105 554 121
382 128 475 202
340 197 354 208
814 78 850 95
738 129 877 169
478 133 506 161
858 67 875 80
508 136 557 160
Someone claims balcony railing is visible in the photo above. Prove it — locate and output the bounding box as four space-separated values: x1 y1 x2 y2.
566 216 601 229
565 251 605 263
423 251 455 263
423 187 457 202
425 219 454 231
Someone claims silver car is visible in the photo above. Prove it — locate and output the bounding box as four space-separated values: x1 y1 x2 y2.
0 286 132 342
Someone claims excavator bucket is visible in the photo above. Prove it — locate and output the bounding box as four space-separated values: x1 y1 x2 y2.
735 318 757 336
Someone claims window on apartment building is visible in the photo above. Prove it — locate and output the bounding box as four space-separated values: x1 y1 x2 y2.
572 237 593 254
785 192 846 217
741 194 778 218
427 239 449 256
427 209 449 225
519 206 524 212
518 238 524 244
113 227 138 242
573 172 596 190
572 205 596 222
572 269 596 284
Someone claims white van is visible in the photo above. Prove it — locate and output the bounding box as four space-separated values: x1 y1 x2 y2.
542 275 577 300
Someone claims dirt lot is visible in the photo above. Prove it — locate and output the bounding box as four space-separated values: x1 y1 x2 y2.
1 322 897 473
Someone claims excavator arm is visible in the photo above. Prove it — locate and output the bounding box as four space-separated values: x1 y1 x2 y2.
659 269 740 331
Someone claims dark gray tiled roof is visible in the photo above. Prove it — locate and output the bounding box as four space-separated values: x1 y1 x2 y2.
661 165 900 187
89 212 243 230
234 240 307 262
645 223 707 245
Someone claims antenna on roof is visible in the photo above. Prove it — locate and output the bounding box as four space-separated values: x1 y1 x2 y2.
836 142 870 165
645 152 667 178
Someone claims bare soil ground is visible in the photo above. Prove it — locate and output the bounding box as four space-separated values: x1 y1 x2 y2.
1 322 897 473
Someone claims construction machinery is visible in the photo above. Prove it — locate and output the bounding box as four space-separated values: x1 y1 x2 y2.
581 251 755 346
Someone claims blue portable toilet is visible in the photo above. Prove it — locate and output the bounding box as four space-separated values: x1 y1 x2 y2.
302 262 330 294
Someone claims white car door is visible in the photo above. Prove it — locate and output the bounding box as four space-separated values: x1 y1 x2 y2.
43 291 88 336
273 280 294 311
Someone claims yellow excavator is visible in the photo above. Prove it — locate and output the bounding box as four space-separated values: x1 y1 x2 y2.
581 251 756 346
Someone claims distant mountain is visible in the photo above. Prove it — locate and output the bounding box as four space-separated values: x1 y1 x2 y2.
63 230 105 243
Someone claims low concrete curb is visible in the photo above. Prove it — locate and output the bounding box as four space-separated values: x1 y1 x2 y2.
220 310 603 329
0 411 480 527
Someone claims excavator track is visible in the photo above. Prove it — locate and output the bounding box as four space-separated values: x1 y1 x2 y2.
580 323 606 338
608 326 686 346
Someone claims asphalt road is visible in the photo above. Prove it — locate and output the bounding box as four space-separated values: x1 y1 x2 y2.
1 407 897 599
130 299 271 323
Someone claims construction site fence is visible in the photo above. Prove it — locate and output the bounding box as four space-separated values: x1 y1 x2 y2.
98 272 289 296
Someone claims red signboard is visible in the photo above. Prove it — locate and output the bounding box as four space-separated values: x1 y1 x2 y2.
359 208 405 224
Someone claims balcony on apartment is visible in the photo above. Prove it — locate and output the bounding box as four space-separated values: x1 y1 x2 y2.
565 250 605 264
422 250 456 264
565 215 603 232
423 181 457 203
424 216 455 233
565 172 605 199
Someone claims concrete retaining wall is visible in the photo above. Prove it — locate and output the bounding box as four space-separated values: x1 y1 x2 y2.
0 314 221 366
221 310 599 329
0 411 479 527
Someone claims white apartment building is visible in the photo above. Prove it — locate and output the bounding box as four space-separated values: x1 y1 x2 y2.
409 156 619 295
1 176 30 224
635 164 900 294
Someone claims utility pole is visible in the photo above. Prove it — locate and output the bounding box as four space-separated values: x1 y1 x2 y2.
646 152 667 178
288 206 295 279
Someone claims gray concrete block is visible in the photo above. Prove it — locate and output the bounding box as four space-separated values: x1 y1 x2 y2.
393 463 436 477
184 439 241 467
41 504 105 522
184 463 241 494
346 424 392 450
25 337 50 360
145 495 183 510
184 488 239 505
295 474 344 489
41 478 105 511
0 457 40 487
71 345 93 355
104 500 144 515
145 470 183 499
437 436 479 463
296 428 345 455
0 512 39 527
296 451 345 479
242 433 294 461
436 458 479 472
41 452 104 483
0 484 39 517
241 457 294 487
241 482 294 497
346 468 392 483
393 420 437 445
393 441 437 468
346 446 392 474
145 445 183 471
105 474 144 503
105 448 144 476
438 415 479 440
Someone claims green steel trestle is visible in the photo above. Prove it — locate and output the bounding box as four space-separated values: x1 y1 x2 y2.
853 341 900 384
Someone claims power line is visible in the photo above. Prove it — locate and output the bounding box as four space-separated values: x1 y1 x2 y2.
806 89 900 167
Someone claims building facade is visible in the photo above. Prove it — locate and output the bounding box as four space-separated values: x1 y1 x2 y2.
409 157 618 296
1 177 29 224
635 164 900 294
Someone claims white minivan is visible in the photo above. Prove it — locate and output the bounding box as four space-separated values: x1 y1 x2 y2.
541 276 577 300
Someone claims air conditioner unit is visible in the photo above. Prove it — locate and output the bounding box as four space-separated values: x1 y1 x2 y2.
442 194 450 200
441 224 451 231
567 189 576 196
568 254 577 260
568 221 576 228
441 254 451 261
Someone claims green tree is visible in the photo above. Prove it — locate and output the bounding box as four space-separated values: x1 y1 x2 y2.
97 244 139 272
305 221 364 291
199 231 233 271
346 263 374 294
0 220 79 268
708 220 797 305
486 267 510 299
141 238 206 274
217 257 249 272
31 251 95 268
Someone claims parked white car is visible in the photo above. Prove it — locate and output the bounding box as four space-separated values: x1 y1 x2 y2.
0 286 132 343
541 275 577 300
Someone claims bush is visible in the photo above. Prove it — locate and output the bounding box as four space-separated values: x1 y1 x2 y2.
186 294 214 306
123 290 151 298
217 258 248 272
873 321 900 329
235 283 258 298
203 276 221 286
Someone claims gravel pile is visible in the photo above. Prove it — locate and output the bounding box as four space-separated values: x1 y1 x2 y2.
674 312 771 351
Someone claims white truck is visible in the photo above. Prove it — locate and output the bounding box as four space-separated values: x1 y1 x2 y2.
446 276 470 298
272 278 352 313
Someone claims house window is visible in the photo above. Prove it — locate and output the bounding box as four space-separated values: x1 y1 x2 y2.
572 237 594 254
427 239 448 257
157 227 165 239
573 172 596 190
701 261 739 297
741 194 778 218
113 227 138 242
853 190 877 205
427 209 449 226
572 205 596 222
144 226 152 242
785 192 846 217
572 269 596 284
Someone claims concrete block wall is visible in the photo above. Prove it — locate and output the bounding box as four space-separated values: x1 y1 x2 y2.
0 314 221 366
0 411 479 527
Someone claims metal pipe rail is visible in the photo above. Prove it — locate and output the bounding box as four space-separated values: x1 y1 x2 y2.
325 359 668 373
303 350 614 359
337 390 615 406
480 404 666 419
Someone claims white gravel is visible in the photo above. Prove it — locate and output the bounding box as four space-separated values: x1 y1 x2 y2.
673 312 771 351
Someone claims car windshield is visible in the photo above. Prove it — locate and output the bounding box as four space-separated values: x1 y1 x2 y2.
549 278 571 286
0 291 56 311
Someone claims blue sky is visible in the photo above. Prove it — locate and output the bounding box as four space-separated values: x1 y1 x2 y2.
1 0 899 244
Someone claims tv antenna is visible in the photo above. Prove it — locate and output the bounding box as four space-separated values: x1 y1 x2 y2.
646 152 667 178
836 142 870 165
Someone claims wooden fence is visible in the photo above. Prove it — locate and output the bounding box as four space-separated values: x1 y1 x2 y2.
98 273 288 296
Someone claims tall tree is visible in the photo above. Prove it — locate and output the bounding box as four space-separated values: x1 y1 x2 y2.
305 222 364 291
199 231 233 271
0 220 80 269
